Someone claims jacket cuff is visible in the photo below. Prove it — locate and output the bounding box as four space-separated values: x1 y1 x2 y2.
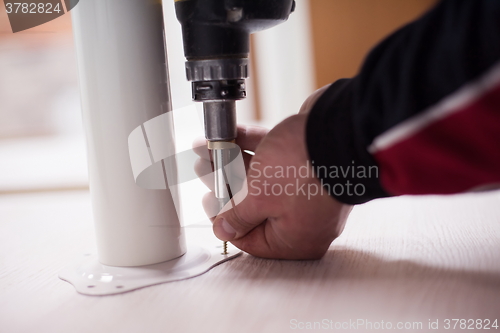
305 79 390 204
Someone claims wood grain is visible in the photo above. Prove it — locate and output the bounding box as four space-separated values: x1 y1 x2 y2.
1 190 499 333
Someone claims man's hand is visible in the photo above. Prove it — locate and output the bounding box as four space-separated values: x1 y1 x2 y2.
193 86 352 259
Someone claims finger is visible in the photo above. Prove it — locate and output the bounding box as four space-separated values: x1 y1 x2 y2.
192 137 210 160
230 223 279 259
229 149 250 179
193 125 268 160
218 215 303 259
192 137 254 176
194 157 215 191
202 191 219 221
195 156 246 192
231 222 324 260
236 125 268 152
242 150 254 171
194 144 252 177
212 190 270 242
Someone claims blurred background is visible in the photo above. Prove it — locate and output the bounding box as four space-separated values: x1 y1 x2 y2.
0 0 436 197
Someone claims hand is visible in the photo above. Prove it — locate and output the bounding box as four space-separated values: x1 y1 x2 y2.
193 86 352 259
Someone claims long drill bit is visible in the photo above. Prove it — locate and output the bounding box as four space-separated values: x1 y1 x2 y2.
220 160 235 255
212 147 235 255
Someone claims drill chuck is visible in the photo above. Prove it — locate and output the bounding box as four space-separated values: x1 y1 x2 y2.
185 58 249 82
203 101 237 142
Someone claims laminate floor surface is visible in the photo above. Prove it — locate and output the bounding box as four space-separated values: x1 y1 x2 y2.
1 189 499 333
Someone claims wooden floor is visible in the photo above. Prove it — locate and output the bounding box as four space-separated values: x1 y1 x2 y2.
1 189 499 333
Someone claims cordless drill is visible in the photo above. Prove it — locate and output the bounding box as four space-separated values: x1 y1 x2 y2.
175 0 295 251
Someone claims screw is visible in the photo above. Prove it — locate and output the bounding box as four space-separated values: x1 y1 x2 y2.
223 241 228 255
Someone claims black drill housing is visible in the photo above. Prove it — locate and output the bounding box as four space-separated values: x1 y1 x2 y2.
175 0 295 143
175 0 295 60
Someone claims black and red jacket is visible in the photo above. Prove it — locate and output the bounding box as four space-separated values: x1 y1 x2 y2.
306 0 500 204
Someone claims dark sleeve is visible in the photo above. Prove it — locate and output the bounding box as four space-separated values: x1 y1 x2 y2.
306 0 500 205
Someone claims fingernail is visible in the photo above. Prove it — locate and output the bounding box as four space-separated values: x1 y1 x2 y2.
215 217 236 240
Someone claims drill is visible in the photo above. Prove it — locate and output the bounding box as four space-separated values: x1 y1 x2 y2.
175 0 295 251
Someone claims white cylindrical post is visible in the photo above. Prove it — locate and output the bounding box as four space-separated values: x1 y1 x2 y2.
72 0 185 266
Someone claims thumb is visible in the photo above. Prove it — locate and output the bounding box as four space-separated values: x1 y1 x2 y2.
213 191 269 241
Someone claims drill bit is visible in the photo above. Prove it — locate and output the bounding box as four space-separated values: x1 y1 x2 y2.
221 160 235 255
203 102 238 256
218 196 229 255
212 146 234 255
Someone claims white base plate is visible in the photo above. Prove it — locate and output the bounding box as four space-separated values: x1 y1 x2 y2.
59 243 241 296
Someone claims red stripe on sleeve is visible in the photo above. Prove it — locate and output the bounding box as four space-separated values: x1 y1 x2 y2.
373 83 500 195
